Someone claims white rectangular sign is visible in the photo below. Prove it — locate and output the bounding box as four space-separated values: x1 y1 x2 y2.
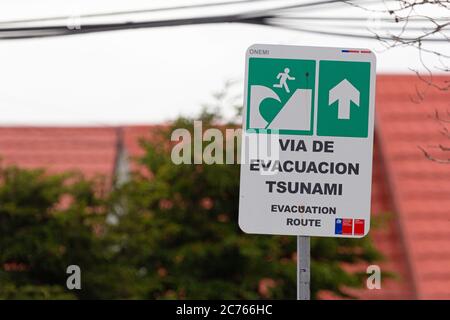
238 44 376 238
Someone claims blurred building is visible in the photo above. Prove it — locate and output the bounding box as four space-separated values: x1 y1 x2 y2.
0 75 448 299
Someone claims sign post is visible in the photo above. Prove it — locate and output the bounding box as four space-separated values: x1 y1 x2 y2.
238 44 376 299
297 236 310 300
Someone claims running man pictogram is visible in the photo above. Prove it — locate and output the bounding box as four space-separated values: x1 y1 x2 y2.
273 67 295 93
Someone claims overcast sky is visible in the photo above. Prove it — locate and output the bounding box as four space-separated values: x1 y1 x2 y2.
0 0 447 126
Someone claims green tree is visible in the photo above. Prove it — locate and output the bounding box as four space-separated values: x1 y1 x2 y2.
109 109 382 299
0 166 127 299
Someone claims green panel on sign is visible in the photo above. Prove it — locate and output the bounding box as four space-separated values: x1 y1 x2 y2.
246 57 316 135
317 61 371 138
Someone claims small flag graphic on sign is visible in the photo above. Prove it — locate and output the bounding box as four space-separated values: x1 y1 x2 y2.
342 219 353 235
354 219 365 235
335 218 353 235
335 218 343 234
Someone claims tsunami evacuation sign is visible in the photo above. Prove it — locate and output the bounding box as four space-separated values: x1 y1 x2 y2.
238 44 376 238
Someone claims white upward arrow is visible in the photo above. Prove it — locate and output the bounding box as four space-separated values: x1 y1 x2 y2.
328 79 360 120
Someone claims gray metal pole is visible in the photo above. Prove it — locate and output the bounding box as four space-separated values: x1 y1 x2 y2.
297 236 310 300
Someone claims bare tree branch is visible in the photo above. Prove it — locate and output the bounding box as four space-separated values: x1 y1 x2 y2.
418 146 450 163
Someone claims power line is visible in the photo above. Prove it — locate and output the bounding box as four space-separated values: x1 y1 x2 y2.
0 13 267 40
0 0 446 42
270 16 450 32
0 0 353 39
276 16 450 22
267 21 450 42
0 0 349 26
0 0 269 25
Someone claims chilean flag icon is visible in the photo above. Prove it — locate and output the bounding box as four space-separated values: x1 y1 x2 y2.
335 218 353 235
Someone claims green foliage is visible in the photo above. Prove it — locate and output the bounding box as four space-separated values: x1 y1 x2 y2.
0 283 76 300
0 167 115 299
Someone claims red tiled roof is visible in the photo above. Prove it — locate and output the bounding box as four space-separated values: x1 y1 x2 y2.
341 75 450 300
0 127 118 185
345 135 415 300
0 75 448 299
374 75 450 300
123 126 157 158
